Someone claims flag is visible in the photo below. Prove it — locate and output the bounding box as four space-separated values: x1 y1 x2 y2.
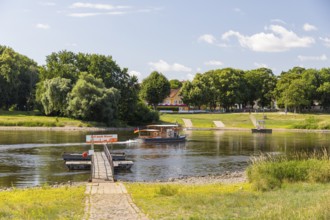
134 128 139 133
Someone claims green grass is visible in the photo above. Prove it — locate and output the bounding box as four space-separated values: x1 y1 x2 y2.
160 113 253 128
0 185 86 219
126 182 330 219
247 150 330 191
160 112 330 129
0 110 103 127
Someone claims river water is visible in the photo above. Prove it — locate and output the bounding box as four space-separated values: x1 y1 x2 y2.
0 129 329 187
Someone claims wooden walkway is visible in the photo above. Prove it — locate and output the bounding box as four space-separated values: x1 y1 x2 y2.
92 151 114 182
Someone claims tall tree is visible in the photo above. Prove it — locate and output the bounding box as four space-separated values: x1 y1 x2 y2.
67 73 120 125
140 71 171 109
0 46 39 110
215 68 245 111
37 50 142 124
244 68 277 108
37 77 72 116
169 79 182 89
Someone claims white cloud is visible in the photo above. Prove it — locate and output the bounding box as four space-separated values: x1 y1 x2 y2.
222 25 315 52
129 70 142 81
35 23 50 29
70 2 121 10
204 60 223 66
68 12 100 17
148 60 192 72
254 62 269 68
66 42 78 47
271 19 286 24
68 3 156 17
40 2 56 6
198 34 216 44
298 54 327 61
303 23 317 31
187 73 195 81
320 37 330 47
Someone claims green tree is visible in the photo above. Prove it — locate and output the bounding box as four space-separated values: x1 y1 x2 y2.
38 50 144 124
180 81 193 108
37 77 72 116
317 68 330 108
169 79 182 89
215 68 245 111
274 67 311 113
244 68 277 108
140 71 170 109
67 73 120 125
0 46 39 110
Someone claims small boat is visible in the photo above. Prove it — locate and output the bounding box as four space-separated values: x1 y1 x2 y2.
251 120 272 133
136 124 186 143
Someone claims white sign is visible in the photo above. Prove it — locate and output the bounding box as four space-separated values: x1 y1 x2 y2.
86 134 118 144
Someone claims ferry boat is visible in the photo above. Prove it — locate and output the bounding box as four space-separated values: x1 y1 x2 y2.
135 124 186 143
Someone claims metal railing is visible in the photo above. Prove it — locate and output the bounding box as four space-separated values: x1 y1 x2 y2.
103 144 115 178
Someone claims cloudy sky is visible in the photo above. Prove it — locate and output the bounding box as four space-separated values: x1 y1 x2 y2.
1 0 329 81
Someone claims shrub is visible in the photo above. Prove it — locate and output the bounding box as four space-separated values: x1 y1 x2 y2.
156 185 178 196
247 150 330 191
292 116 319 129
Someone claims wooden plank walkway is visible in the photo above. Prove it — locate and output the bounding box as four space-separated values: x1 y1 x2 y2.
92 152 114 182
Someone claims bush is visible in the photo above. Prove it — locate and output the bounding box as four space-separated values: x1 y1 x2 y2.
292 116 319 129
247 151 330 191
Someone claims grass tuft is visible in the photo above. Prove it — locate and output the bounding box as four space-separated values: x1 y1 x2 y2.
247 149 330 191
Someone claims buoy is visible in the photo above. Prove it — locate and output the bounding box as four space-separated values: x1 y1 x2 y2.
82 151 88 158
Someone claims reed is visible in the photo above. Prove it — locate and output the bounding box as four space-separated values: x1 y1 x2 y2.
247 149 330 191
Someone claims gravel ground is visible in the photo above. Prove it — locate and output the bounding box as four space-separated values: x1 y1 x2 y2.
162 171 247 184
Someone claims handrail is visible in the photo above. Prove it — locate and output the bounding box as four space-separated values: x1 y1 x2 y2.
103 144 115 177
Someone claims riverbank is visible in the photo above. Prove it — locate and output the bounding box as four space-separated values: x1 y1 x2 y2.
0 126 133 131
3 111 330 132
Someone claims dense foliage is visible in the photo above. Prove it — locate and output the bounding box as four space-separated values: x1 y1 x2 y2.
139 71 171 109
1 44 330 125
180 67 330 112
0 46 39 111
35 50 157 125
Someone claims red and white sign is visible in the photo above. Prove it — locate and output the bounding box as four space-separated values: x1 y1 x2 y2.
86 134 118 144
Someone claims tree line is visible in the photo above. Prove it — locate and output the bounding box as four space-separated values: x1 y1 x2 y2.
0 46 158 125
1 45 330 126
179 67 330 113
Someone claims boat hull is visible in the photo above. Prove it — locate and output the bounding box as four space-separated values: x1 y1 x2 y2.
137 135 186 143
251 129 272 133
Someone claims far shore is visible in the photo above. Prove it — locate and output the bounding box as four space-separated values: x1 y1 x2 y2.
1 125 330 133
0 126 134 131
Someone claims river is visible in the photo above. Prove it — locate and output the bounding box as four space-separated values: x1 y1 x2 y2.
0 129 329 187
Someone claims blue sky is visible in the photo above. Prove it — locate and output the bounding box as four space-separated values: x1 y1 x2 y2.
1 0 330 81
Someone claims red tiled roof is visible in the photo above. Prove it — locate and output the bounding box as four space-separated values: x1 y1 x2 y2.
169 89 180 98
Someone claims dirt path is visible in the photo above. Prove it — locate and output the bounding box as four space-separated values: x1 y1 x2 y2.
84 182 148 220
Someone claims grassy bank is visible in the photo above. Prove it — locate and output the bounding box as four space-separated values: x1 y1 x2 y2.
127 151 330 219
160 112 330 129
247 150 330 191
0 110 101 127
126 182 330 219
0 185 85 219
